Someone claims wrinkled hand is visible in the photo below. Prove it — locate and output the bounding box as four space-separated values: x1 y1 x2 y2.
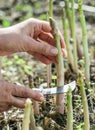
0 79 44 112
0 18 66 64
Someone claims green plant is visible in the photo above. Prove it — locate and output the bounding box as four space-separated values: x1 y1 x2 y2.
76 122 84 130
78 75 90 130
46 0 53 88
78 0 90 84
49 17 64 114
62 9 74 70
22 98 32 130
67 88 73 130
2 19 11 27
70 0 78 72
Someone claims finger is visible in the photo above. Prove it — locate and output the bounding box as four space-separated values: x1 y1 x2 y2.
11 97 26 108
25 36 58 56
39 20 51 32
28 51 56 64
38 30 65 49
0 105 12 112
62 48 67 57
12 85 44 102
38 31 55 46
58 31 65 48
0 51 13 56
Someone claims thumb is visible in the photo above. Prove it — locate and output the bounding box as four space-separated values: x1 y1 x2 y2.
25 36 58 56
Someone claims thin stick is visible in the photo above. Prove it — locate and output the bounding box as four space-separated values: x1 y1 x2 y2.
49 17 64 114
78 0 90 84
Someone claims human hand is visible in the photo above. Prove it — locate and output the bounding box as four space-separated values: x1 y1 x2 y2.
0 18 66 64
0 79 44 112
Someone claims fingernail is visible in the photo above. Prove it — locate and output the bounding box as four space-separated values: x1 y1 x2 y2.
40 96 44 102
51 48 58 55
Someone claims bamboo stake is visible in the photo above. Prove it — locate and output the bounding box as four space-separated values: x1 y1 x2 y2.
62 9 74 70
49 17 64 114
78 75 90 130
71 0 78 73
67 88 73 130
78 0 90 84
22 98 32 130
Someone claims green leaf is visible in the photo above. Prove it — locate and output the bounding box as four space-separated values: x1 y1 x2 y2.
2 19 11 27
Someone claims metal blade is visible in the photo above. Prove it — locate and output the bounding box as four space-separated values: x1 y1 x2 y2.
32 81 76 95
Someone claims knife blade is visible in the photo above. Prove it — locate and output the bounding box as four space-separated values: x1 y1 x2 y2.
32 81 76 95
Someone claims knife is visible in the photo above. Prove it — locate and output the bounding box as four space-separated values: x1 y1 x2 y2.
32 81 76 95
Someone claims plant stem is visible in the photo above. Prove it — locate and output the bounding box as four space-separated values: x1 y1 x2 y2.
33 100 39 115
49 0 53 17
67 88 73 130
78 75 90 130
71 0 78 73
22 98 32 130
47 65 52 87
30 101 37 130
62 9 74 70
64 0 72 34
46 0 53 87
28 76 39 116
49 17 64 114
78 0 90 84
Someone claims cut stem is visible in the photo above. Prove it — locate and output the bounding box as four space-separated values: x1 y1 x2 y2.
49 17 64 114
